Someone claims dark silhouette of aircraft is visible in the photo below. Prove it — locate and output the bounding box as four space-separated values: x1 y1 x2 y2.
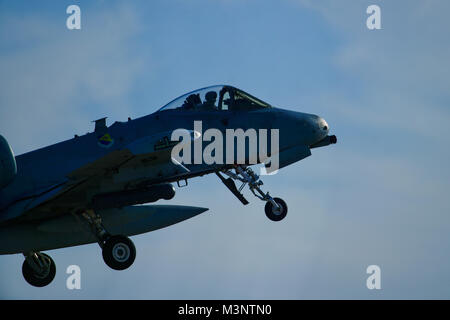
0 85 336 287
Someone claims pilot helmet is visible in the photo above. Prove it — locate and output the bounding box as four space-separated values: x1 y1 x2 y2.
205 91 217 102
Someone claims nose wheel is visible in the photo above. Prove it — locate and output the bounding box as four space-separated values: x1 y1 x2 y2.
265 197 288 221
217 165 288 221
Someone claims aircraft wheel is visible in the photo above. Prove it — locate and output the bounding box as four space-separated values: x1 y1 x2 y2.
265 198 288 222
22 253 56 287
102 235 136 270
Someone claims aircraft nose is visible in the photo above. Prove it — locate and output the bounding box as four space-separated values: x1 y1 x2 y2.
281 110 331 145
318 117 329 133
307 114 329 133
304 114 330 144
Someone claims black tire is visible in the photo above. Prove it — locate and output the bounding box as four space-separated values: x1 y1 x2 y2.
102 235 136 270
265 197 288 222
22 253 56 287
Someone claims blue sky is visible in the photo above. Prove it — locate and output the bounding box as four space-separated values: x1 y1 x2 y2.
1 0 449 299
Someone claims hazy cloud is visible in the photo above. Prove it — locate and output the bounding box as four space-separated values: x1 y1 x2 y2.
0 3 146 154
296 0 450 140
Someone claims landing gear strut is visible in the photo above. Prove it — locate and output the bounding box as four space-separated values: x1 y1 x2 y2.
22 252 56 287
217 165 288 221
82 209 136 270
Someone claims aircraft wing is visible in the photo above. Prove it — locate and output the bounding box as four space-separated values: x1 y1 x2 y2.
66 149 135 180
14 131 195 221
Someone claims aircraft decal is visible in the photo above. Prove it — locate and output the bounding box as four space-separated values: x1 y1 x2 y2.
97 133 114 148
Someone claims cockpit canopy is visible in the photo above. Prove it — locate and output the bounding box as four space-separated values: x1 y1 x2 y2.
157 85 271 113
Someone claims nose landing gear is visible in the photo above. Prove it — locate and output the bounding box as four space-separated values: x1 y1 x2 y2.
216 165 288 221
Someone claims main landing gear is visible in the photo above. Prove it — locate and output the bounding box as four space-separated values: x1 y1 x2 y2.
82 210 136 271
216 165 288 221
21 210 136 287
22 252 56 287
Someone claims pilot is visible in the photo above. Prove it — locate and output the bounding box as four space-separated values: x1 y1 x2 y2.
198 91 217 111
182 94 202 110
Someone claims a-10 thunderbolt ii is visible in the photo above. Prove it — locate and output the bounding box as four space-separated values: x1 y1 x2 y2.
0 85 337 287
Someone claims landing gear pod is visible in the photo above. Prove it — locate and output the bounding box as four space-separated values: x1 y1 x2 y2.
92 184 176 210
0 135 17 189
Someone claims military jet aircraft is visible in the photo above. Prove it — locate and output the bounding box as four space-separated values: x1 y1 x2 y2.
0 85 336 287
